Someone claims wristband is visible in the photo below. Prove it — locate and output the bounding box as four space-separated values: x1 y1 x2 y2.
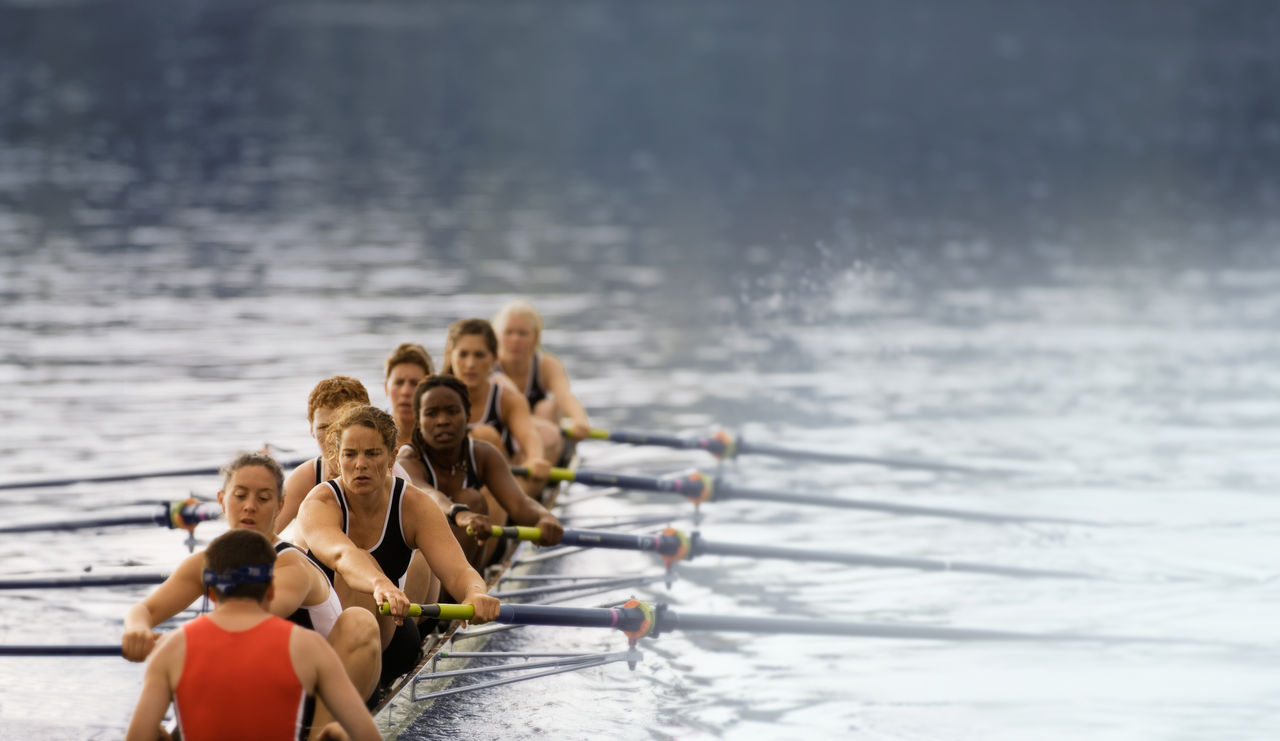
447 503 470 526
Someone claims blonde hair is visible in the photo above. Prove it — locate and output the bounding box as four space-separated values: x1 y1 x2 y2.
383 342 434 381
493 299 543 350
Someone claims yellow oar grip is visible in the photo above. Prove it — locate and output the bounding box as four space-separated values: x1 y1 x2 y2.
546 467 574 482
562 422 609 440
378 603 477 620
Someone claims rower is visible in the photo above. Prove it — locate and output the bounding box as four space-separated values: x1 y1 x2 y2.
125 529 379 741
295 404 500 685
397 374 564 567
384 342 434 449
274 377 432 617
275 376 372 533
493 299 592 463
122 453 380 740
440 318 551 498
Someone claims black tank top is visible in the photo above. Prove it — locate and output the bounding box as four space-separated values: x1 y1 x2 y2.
312 476 414 585
419 438 482 493
474 381 514 456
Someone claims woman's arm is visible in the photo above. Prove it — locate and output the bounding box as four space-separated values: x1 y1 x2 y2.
297 484 410 621
474 440 562 545
401 484 499 622
121 553 204 662
498 379 549 480
541 353 590 439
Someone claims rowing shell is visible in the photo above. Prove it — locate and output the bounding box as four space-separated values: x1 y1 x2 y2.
370 451 580 738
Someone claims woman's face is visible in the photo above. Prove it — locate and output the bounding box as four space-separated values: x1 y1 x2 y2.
218 465 281 536
418 386 468 450
449 334 495 386
337 424 391 494
385 362 427 426
500 314 538 358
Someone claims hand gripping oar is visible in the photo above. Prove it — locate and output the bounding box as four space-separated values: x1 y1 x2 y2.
573 425 1006 475
0 456 309 491
379 602 1230 649
482 526 1100 580
0 500 223 534
514 467 1103 527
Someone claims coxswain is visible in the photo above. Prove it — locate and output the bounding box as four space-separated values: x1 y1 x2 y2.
122 452 380 740
125 528 379 741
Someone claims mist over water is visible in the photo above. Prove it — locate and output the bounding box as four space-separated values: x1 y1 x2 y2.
2 1 1280 739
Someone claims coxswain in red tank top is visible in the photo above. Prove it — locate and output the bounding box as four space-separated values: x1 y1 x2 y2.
125 529 379 741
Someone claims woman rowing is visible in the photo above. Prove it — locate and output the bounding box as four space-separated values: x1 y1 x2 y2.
275 376 373 533
122 452 380 740
384 342 434 449
295 404 500 682
397 375 564 566
493 299 592 458
441 318 551 497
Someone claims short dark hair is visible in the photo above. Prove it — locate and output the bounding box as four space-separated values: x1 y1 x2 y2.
203 529 277 602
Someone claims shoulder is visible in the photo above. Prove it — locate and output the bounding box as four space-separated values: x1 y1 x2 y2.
493 373 522 395
471 439 504 468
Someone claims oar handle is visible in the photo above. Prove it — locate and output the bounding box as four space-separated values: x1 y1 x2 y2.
511 466 576 483
478 525 542 541
379 602 477 620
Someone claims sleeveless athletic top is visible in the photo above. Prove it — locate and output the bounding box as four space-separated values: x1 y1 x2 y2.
418 438 483 493
174 615 306 741
311 456 324 486
473 381 515 456
273 540 342 638
496 354 548 410
313 477 414 587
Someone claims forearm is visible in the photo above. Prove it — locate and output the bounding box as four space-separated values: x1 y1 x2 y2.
329 548 397 594
123 603 158 633
443 562 488 602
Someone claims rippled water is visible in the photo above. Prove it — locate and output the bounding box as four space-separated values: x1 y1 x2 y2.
3 1 1280 739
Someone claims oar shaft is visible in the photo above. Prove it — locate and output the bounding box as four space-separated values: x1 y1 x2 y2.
717 482 1095 526
382 602 1190 646
736 439 996 473
558 529 677 554
692 539 1095 580
583 428 723 455
0 645 121 656
0 502 222 534
0 572 169 590
0 458 308 490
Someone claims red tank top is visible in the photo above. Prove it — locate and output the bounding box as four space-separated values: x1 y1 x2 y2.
174 614 306 741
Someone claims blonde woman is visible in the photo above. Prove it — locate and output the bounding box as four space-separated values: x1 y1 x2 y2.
493 300 590 461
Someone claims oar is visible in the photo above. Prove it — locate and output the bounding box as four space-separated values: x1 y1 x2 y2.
479 526 1099 580
573 425 1005 475
0 645 121 656
0 501 222 534
379 601 1221 647
0 456 309 491
0 572 170 590
514 467 1101 526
